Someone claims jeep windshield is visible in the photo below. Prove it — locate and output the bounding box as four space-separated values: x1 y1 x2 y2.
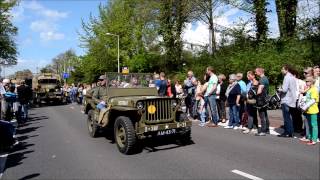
38 79 58 84
106 73 156 88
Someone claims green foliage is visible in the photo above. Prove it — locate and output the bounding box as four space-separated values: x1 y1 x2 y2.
58 0 319 90
0 0 18 65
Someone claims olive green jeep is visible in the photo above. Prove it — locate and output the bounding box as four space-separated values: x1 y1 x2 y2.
84 73 192 154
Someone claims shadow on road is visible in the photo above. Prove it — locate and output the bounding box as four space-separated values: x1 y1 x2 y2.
141 137 195 153
101 129 195 154
3 114 47 177
18 173 41 180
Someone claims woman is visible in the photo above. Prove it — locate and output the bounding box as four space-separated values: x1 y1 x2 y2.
224 74 241 129
301 76 319 145
175 80 183 97
216 74 227 123
243 71 258 134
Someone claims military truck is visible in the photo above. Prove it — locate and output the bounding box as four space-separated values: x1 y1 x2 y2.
32 73 65 104
84 73 192 154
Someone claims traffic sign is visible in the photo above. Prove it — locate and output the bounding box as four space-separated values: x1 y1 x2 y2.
122 66 129 74
63 72 70 79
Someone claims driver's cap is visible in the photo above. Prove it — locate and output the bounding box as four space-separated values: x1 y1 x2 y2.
98 75 107 80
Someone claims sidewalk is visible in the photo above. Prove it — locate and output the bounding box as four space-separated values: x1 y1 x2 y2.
191 109 286 136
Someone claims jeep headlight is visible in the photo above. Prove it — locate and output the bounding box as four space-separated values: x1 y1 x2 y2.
136 101 144 109
171 100 178 108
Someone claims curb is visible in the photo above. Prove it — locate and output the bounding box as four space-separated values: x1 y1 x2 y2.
190 119 284 136
0 153 8 179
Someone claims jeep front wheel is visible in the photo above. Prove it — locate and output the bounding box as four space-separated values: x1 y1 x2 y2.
114 116 137 154
87 110 99 137
178 128 192 145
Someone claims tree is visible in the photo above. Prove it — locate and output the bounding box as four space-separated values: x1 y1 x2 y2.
0 0 18 65
192 0 222 55
158 0 193 71
275 0 298 39
14 69 33 80
252 0 268 42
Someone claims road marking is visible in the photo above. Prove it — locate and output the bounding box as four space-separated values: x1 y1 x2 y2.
231 169 264 180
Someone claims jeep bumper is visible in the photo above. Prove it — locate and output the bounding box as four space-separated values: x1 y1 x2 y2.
136 120 192 139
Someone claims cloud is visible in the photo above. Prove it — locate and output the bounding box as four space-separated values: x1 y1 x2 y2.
297 0 319 19
42 9 68 19
23 1 68 41
23 0 69 20
4 58 49 76
183 7 242 47
40 31 65 41
30 20 55 32
30 20 64 41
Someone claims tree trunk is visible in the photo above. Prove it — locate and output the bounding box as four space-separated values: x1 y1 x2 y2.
275 0 298 39
275 0 285 38
285 0 297 38
208 0 216 55
253 0 268 42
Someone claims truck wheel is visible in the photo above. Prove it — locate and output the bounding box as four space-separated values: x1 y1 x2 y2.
87 110 99 137
114 116 137 154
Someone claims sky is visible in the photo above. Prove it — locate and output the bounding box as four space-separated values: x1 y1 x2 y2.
3 0 319 77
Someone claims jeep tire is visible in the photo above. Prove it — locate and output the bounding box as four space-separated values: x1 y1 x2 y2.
178 128 192 145
114 116 137 154
87 110 99 137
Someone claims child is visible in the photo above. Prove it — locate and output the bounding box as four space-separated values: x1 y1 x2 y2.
195 80 206 127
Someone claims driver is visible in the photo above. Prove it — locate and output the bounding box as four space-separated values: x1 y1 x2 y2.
93 75 109 125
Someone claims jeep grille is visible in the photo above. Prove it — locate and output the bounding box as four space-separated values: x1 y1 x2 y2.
145 99 174 123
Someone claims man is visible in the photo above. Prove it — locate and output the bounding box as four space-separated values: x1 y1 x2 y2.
17 80 32 122
93 75 109 125
236 73 247 128
278 65 297 137
184 71 197 117
255 67 270 134
205 66 219 126
158 72 168 96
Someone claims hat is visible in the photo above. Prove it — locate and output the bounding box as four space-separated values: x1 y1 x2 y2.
98 75 107 80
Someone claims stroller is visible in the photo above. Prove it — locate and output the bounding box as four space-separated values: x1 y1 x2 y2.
0 91 19 151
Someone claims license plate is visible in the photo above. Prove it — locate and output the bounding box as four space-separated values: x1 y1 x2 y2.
157 129 176 136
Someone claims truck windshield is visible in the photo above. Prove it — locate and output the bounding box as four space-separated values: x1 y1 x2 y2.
38 79 58 84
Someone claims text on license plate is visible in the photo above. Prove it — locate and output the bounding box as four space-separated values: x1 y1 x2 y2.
157 129 176 136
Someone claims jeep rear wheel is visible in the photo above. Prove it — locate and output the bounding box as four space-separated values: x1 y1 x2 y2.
114 116 137 154
87 110 99 137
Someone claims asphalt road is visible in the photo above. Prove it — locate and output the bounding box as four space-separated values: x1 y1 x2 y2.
1 104 319 180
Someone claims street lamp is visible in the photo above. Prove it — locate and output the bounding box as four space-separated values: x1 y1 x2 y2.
106 32 120 73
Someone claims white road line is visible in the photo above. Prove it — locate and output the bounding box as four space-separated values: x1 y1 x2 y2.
0 154 8 158
231 169 264 180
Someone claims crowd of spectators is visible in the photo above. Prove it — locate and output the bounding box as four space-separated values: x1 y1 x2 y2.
0 78 32 150
156 65 319 145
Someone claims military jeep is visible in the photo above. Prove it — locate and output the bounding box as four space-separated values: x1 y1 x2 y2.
84 73 192 154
